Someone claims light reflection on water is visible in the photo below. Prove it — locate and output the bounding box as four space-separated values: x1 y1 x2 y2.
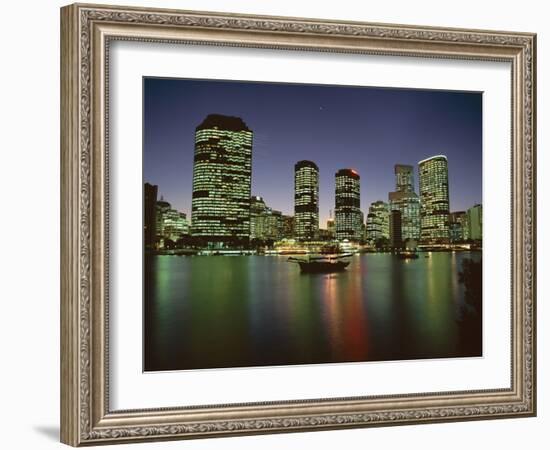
144 252 481 371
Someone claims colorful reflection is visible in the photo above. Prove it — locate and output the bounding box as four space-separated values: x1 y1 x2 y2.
144 252 482 371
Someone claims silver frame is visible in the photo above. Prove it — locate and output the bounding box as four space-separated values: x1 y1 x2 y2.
61 3 536 446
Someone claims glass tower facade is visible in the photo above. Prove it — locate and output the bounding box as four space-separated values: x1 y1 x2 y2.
191 114 253 246
161 209 189 242
388 164 420 241
250 196 267 240
281 215 294 239
335 169 362 241
366 200 390 243
155 197 189 244
418 155 450 243
389 209 403 249
395 164 415 193
449 211 469 242
294 160 319 240
467 204 483 241
156 199 171 242
250 195 283 241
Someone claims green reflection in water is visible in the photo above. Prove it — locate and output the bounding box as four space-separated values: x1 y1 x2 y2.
144 252 481 371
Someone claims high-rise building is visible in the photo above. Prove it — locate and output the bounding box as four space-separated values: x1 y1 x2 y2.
155 198 171 242
191 114 253 246
250 196 267 240
281 215 294 239
250 196 284 241
395 164 415 192
418 155 450 244
388 164 420 241
389 210 403 249
161 209 189 242
317 229 333 241
366 200 390 243
326 218 335 238
467 204 483 241
144 183 158 250
155 196 189 245
335 169 363 241
294 160 319 240
449 211 469 242
265 209 283 240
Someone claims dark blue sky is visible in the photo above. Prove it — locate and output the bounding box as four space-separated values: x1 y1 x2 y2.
144 77 482 226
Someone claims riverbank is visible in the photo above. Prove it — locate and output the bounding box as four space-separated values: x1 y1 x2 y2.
150 247 482 256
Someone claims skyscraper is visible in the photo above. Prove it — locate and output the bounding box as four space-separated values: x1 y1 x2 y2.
467 204 483 241
281 215 294 239
161 209 189 242
389 210 403 249
191 114 253 246
250 195 283 241
449 211 469 242
250 196 267 240
388 164 420 241
144 183 158 250
155 197 189 245
395 164 415 193
335 169 362 241
265 209 283 241
294 160 319 240
156 197 171 241
366 200 390 243
418 155 450 244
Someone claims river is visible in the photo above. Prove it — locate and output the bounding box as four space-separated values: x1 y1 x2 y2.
144 252 482 371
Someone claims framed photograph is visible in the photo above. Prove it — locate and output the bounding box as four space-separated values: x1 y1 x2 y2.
60 3 536 446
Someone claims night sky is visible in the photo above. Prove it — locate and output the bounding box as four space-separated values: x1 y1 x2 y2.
144 77 482 226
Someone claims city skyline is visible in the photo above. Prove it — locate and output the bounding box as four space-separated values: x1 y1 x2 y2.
144 77 482 226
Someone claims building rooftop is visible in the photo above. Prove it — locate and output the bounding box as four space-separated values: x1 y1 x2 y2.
335 168 360 179
418 155 448 165
394 164 414 171
295 160 319 170
196 114 251 132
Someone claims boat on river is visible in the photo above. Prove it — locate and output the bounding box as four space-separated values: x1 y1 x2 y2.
288 254 353 273
397 249 419 259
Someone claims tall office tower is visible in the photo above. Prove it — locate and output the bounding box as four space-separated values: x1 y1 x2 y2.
326 218 335 238
467 204 483 241
281 215 295 239
395 164 415 192
334 169 363 241
191 114 253 246
144 183 158 250
265 209 283 241
155 196 189 245
250 196 267 240
155 197 171 242
365 200 390 243
294 160 319 240
449 211 469 242
389 210 403 249
250 196 283 241
418 155 450 244
161 209 189 242
388 164 420 241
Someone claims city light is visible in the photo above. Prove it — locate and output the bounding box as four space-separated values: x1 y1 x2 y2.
144 115 482 253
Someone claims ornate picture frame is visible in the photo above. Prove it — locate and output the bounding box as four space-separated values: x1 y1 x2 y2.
60 3 536 446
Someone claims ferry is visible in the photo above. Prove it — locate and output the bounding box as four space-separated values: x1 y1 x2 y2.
397 249 419 260
288 253 353 273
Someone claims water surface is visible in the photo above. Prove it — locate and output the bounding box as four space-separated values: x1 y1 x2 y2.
144 252 481 371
